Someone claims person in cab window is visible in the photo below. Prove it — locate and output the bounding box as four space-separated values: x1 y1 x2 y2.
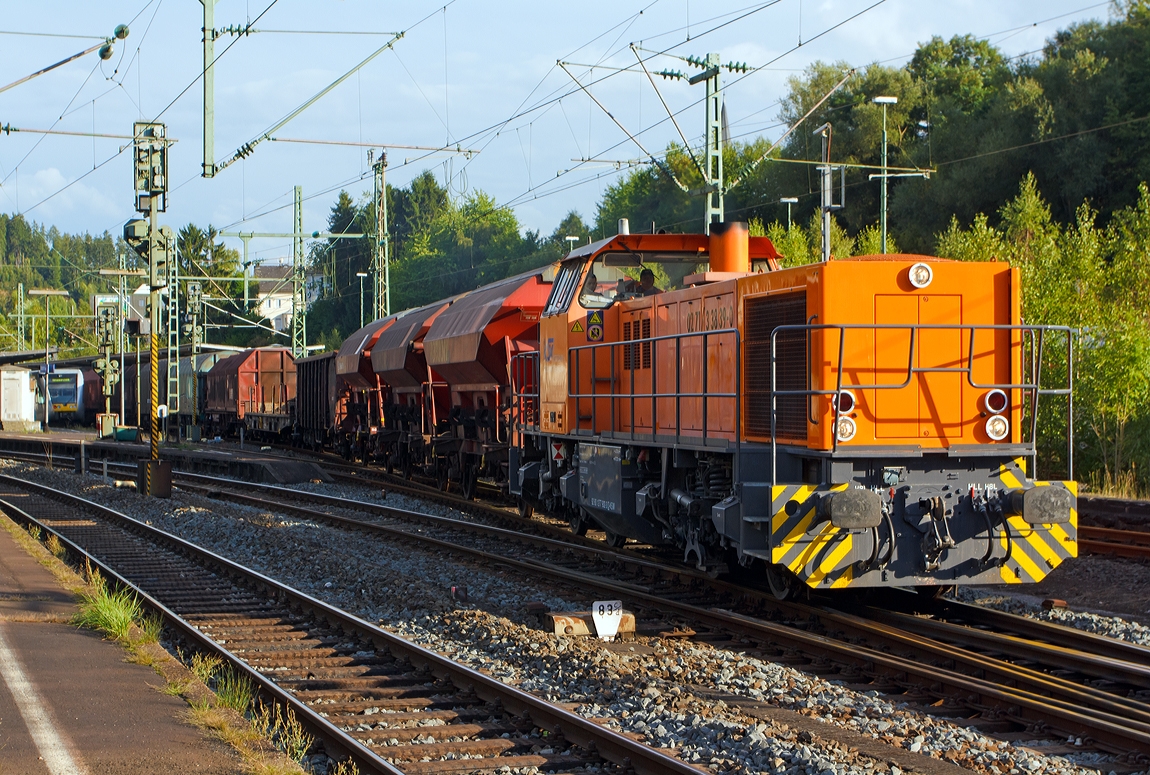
638 268 662 296
580 271 615 307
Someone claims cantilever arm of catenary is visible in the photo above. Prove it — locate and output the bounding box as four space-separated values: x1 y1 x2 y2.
724 68 855 193
201 299 288 339
214 31 406 175
558 61 689 193
630 44 705 182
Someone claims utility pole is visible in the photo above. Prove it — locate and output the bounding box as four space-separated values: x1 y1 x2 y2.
813 123 844 263
123 121 172 496
874 96 896 254
687 54 724 233
201 0 217 177
166 229 179 432
291 185 305 358
16 283 24 350
184 281 204 441
356 272 368 329
372 151 390 318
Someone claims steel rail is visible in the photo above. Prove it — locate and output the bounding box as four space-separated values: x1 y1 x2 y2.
166 476 1150 756
919 597 1150 666
1079 525 1150 560
0 473 705 775
4 449 1150 756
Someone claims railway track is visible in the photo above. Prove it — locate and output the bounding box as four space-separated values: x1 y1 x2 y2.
63 462 1150 761
1079 525 1150 560
0 472 700 775
4 450 1150 762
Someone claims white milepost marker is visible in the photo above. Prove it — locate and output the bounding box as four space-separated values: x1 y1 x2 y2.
591 600 623 641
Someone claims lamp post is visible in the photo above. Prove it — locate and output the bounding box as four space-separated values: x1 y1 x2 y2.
356 272 369 329
873 96 898 254
779 197 798 229
27 289 69 431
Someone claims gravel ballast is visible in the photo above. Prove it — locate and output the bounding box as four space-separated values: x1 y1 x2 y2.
1 461 1140 775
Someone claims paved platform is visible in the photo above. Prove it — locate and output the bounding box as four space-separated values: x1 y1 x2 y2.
0 520 242 774
0 429 330 484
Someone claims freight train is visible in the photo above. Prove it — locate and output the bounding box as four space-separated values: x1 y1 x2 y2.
98 221 1078 596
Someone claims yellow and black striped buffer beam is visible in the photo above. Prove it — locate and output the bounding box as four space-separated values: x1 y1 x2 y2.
768 483 856 589
995 463 1078 584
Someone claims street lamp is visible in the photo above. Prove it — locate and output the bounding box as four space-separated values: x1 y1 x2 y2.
564 236 579 254
779 197 799 229
27 288 69 431
356 272 369 329
873 96 898 254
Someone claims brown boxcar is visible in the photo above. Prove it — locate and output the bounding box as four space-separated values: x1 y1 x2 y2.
204 346 295 438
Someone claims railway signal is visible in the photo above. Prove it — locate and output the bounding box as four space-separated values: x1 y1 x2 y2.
93 303 120 438
122 121 174 496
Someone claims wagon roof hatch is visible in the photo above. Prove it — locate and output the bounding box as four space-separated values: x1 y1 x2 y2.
337 317 394 377
424 272 544 367
370 301 450 375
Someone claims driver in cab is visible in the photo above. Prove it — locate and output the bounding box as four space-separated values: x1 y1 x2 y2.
637 268 661 296
615 268 662 300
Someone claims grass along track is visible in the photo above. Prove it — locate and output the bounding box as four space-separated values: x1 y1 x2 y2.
0 472 701 775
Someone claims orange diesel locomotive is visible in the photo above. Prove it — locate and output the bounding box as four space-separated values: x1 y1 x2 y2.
509 222 1076 595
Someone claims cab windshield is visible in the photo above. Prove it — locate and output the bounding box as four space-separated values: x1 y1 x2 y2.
577 252 707 309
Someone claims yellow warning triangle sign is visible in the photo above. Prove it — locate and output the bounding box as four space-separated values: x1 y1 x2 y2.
587 311 603 325
571 320 585 333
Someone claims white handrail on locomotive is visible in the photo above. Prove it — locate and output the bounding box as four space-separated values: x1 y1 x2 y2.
766 322 1075 483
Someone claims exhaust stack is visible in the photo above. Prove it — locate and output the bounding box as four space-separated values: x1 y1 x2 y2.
709 221 749 273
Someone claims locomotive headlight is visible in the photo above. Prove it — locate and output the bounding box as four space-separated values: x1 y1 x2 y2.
836 415 857 442
983 388 1008 414
985 414 1010 441
833 390 856 414
908 262 933 289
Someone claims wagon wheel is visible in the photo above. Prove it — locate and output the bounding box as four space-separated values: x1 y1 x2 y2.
765 563 800 601
568 509 589 537
604 530 628 549
517 498 534 520
461 463 478 501
401 452 413 480
436 459 450 492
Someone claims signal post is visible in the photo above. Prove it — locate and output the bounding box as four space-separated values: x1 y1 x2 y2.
123 122 173 497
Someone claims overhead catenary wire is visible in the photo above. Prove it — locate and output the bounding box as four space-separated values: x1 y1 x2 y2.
13 0 279 217
215 0 459 176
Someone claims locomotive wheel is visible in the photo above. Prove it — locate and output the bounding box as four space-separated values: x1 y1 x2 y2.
568 510 589 537
383 453 394 475
517 498 534 519
436 462 450 492
766 563 800 601
604 530 627 549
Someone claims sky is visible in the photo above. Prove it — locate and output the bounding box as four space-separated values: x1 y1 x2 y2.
0 0 1118 266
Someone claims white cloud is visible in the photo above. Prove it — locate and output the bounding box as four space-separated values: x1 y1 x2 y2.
9 166 124 231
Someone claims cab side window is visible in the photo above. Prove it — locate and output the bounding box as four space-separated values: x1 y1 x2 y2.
542 260 583 317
